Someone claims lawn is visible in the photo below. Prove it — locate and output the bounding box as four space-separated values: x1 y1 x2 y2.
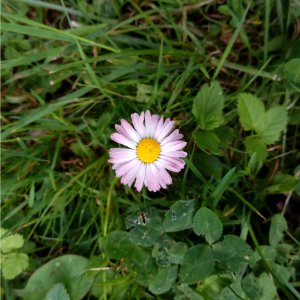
1 0 300 299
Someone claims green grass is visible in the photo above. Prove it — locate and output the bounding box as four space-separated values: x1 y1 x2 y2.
1 0 300 299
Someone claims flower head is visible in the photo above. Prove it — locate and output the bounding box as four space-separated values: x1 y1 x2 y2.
108 110 187 192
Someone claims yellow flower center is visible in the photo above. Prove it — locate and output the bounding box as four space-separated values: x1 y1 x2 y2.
137 138 160 163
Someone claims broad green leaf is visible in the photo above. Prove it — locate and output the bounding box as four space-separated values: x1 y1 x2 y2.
44 283 70 300
192 81 224 130
180 245 214 284
258 272 278 300
152 238 188 266
260 245 277 263
148 265 178 295
129 225 162 247
237 93 265 131
257 106 287 144
127 208 164 247
210 167 236 207
284 58 300 87
0 228 24 253
219 281 245 300
0 227 9 238
105 231 136 259
193 207 223 244
269 262 292 285
245 136 268 161
241 273 263 300
269 214 288 246
177 284 204 300
152 244 170 267
276 243 294 264
212 235 252 273
213 126 234 146
108 232 159 284
1 253 29 280
193 131 222 155
166 242 188 265
130 250 158 287
163 200 195 232
193 152 223 180
15 255 92 300
125 207 163 230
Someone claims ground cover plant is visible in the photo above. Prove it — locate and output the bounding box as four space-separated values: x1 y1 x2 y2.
1 0 300 299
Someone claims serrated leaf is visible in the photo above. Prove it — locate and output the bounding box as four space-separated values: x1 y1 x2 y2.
193 207 223 244
237 93 265 131
212 235 253 273
192 81 224 130
2 253 28 279
193 131 222 155
44 283 70 300
163 200 195 232
148 265 178 295
0 228 24 253
180 245 214 284
245 136 268 161
257 106 287 144
269 214 288 246
14 255 92 300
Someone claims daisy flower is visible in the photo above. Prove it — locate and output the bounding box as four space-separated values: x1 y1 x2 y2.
108 110 187 192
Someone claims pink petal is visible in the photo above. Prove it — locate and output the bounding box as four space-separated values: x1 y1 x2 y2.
111 133 136 149
145 110 155 137
157 119 175 142
158 166 172 188
120 119 140 143
161 141 187 152
134 164 146 192
153 117 164 139
131 113 145 137
144 164 159 192
160 129 183 146
156 157 185 173
161 150 187 158
115 159 139 177
120 160 142 187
